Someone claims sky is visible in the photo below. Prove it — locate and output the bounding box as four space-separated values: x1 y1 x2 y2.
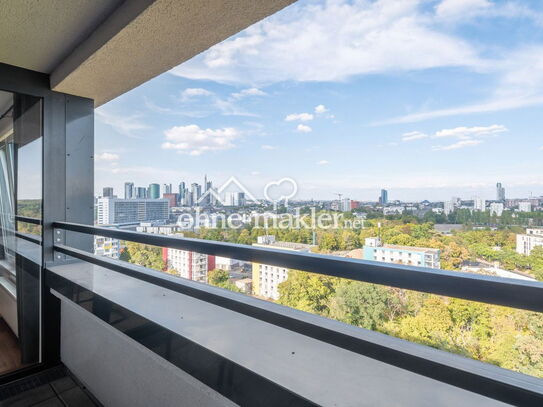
94 0 543 202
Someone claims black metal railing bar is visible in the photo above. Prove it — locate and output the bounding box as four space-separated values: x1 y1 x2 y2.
52 221 543 312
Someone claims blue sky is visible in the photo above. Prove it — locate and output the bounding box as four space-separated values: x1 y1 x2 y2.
94 0 543 202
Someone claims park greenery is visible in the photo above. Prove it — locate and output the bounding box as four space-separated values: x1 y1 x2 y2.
116 212 543 378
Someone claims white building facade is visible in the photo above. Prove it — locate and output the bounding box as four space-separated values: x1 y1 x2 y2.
96 197 169 225
252 236 314 300
167 248 210 283
93 236 121 259
363 237 440 269
516 228 543 255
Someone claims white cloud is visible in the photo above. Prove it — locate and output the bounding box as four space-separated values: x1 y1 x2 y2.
180 88 214 101
213 98 258 117
95 109 149 138
296 124 312 133
231 88 267 99
95 152 120 161
432 139 483 151
171 0 480 84
435 0 543 24
286 113 314 122
435 0 492 20
261 144 277 150
405 124 507 150
315 104 328 114
251 171 261 176
376 46 543 125
433 124 507 139
317 160 329 165
162 125 239 155
401 131 428 141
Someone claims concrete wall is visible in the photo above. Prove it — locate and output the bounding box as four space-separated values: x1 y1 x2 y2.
57 295 236 407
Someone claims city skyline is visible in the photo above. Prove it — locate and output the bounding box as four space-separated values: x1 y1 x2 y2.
93 0 543 201
98 179 542 206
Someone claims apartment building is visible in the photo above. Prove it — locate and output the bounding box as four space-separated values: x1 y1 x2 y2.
516 228 543 255
96 197 169 225
93 236 121 259
163 246 215 283
252 235 314 300
363 237 441 269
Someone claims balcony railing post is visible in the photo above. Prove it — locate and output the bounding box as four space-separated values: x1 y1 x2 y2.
41 91 94 365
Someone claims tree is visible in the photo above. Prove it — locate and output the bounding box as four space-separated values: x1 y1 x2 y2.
123 242 165 271
208 268 229 286
278 270 336 314
328 281 398 330
207 268 241 292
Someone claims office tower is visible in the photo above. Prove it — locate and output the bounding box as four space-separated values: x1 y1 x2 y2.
191 183 201 205
380 189 388 205
102 187 114 198
96 197 169 225
178 182 186 205
163 183 172 195
496 182 506 201
124 182 134 199
135 187 147 199
148 183 160 199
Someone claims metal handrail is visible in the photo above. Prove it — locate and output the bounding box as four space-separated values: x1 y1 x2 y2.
15 215 42 225
52 221 543 312
15 231 41 245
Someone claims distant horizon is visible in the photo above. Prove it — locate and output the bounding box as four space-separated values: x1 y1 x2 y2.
94 179 542 204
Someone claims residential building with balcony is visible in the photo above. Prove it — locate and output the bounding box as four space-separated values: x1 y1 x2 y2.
163 246 215 283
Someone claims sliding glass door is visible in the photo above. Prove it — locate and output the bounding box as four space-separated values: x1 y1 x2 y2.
0 89 42 376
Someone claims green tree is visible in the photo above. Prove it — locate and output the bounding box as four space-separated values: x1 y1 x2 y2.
328 281 398 330
278 270 336 314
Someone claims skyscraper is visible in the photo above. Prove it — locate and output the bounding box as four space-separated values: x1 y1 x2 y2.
124 182 134 199
103 187 114 198
178 182 186 205
191 183 201 205
380 189 388 205
496 182 506 201
148 183 160 199
163 183 172 194
135 187 147 199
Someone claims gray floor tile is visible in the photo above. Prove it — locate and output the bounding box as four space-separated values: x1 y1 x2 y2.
32 398 64 407
0 384 55 407
49 377 76 395
58 387 96 407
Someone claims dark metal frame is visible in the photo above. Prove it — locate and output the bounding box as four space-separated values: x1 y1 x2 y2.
50 222 543 406
0 62 94 384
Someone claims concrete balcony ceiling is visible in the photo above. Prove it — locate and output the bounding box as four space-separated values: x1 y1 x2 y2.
0 0 295 106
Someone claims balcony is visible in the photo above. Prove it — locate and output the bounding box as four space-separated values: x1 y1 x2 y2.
1 1 543 406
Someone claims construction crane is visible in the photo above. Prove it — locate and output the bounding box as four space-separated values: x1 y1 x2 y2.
334 193 343 201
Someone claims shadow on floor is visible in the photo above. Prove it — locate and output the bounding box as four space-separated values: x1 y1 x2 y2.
0 365 100 407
